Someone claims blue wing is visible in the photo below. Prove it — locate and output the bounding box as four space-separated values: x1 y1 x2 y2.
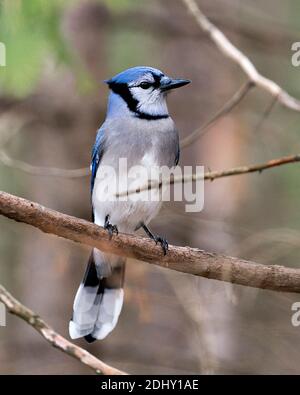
91 127 105 195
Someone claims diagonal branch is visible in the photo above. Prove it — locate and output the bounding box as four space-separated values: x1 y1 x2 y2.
0 285 126 375
182 0 300 111
1 190 300 293
180 81 254 148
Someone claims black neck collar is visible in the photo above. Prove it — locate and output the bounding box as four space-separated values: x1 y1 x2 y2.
135 111 169 120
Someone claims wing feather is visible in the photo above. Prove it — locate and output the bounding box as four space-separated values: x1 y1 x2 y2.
91 127 106 194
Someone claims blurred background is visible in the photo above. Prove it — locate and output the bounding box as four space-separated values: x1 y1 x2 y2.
1 0 300 374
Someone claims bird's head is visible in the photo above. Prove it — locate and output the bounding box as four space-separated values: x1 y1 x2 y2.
105 66 190 120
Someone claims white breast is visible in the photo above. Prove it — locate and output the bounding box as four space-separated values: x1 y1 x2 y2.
93 147 162 233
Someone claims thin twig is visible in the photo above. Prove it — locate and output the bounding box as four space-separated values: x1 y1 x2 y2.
0 285 127 375
118 154 300 196
253 94 278 134
0 150 90 178
182 0 300 111
1 190 300 293
180 81 254 148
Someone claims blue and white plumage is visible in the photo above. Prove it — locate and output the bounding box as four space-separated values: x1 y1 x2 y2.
69 66 190 342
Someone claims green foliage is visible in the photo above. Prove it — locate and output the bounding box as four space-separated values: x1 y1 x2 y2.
0 0 71 96
0 0 144 97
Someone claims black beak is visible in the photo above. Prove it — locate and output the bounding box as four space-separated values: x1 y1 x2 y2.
160 78 191 92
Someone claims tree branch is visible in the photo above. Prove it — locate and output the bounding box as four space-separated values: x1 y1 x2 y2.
182 0 300 111
0 284 126 375
1 190 300 293
180 81 254 148
0 116 90 178
0 150 90 178
118 154 300 196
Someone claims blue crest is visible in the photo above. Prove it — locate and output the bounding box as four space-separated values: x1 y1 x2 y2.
105 66 164 85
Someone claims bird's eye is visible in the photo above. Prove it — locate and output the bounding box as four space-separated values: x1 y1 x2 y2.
139 81 152 89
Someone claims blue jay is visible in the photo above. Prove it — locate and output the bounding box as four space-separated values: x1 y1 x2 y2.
69 66 190 343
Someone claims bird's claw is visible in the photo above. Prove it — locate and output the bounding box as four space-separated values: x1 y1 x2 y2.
104 215 118 239
154 236 168 255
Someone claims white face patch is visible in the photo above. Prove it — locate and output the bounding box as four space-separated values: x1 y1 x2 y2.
128 72 168 117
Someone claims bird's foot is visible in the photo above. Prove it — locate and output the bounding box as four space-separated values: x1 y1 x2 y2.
104 215 118 239
154 235 169 256
141 223 169 255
